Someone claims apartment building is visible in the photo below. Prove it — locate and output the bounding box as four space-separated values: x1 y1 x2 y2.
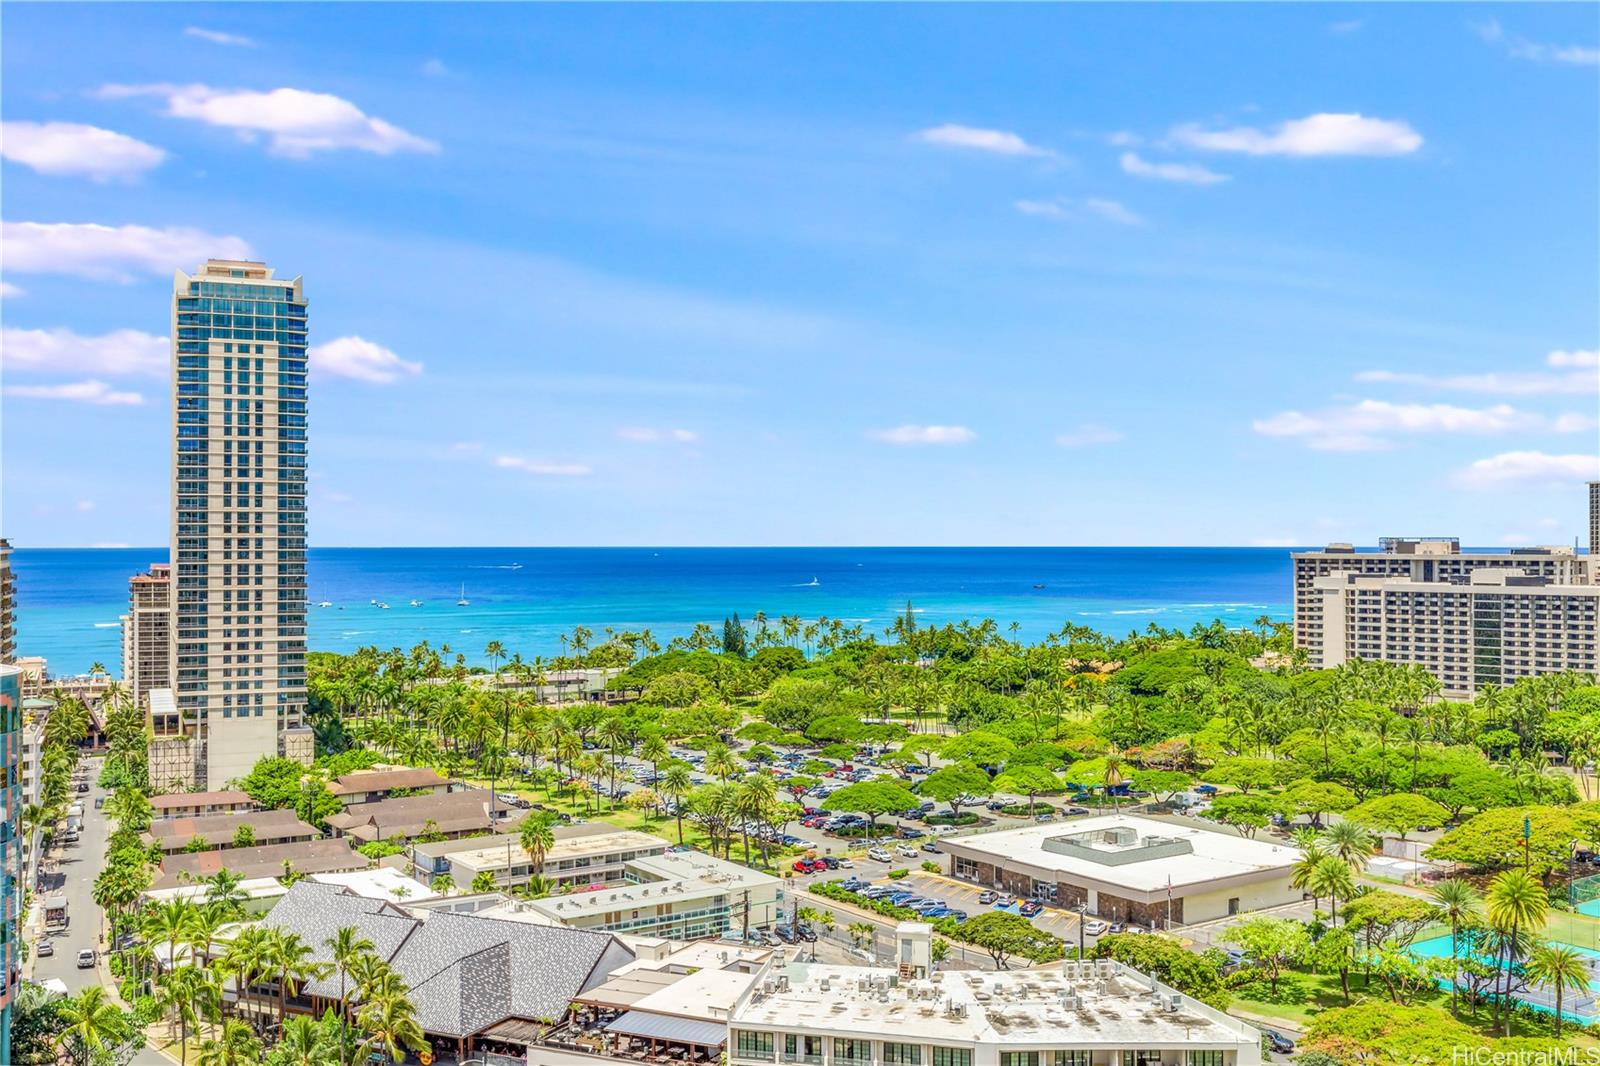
1307 568 1600 697
1292 539 1590 653
727 926 1261 1066
121 562 172 709
412 824 670 891
0 663 23 1063
170 259 310 788
0 538 14 664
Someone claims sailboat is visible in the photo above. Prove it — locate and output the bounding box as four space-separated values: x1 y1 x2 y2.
317 600 333 608
409 599 424 608
458 583 470 607
805 576 820 587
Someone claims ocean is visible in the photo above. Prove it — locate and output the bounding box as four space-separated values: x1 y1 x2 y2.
7 547 1294 675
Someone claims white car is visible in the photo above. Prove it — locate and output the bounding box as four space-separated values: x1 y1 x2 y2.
1083 919 1108 936
867 847 892 863
896 844 919 858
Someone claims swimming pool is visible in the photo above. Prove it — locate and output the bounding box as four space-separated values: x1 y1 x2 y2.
1409 933 1600 1022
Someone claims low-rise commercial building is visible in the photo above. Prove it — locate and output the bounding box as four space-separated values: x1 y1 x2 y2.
152 837 365 888
941 815 1299 926
727 925 1261 1066
416 824 670 891
483 848 783 940
149 789 258 820
144 807 320 854
328 766 453 805
325 788 518 844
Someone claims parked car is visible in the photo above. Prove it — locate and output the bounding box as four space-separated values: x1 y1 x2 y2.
93 797 105 809
1019 901 1043 917
77 949 96 969
895 844 919 858
771 925 797 944
37 941 53 957
995 895 1016 908
867 847 892 863
819 856 841 870
1262 1030 1295 1055
1083 919 1108 936
745 929 771 946
795 924 818 942
921 842 940 854
978 890 998 904
1108 921 1126 933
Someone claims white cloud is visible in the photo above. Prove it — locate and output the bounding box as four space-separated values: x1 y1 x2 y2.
1355 349 1600 395
4 379 144 406
1055 424 1124 448
75 499 96 512
1119 152 1229 185
914 124 1049 157
1106 131 1142 147
0 121 166 181
1251 399 1578 451
1455 451 1600 489
494 455 593 477
1475 20 1599 66
97 83 439 158
1016 198 1144 226
308 336 421 383
617 426 699 444
1329 20 1364 34
868 424 977 446
0 282 21 298
184 26 255 47
0 326 168 377
421 59 449 78
1172 113 1423 156
449 441 484 454
0 221 253 282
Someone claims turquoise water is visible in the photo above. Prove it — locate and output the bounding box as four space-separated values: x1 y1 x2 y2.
1580 899 1600 918
10 546 1294 675
1410 933 1600 1022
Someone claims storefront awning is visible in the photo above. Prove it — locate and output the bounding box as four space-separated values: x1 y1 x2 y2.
604 1011 726 1047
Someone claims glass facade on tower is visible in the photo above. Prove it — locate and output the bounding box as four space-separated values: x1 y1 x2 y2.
171 261 309 788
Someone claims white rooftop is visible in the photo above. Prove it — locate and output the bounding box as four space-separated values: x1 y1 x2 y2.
448 828 667 873
733 959 1259 1049
311 867 438 903
942 814 1297 893
518 852 779 921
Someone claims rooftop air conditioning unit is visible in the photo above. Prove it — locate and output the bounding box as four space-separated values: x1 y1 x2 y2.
1167 994 1182 1012
1061 994 1079 1010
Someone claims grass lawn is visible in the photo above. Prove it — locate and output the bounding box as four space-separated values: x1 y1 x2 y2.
1231 968 1600 1047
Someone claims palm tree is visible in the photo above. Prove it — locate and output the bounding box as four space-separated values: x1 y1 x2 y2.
144 898 199 983
1430 879 1482 1015
1321 821 1374 873
520 812 557 879
58 985 134 1065
266 929 329 1030
1102 748 1127 812
1289 841 1328 912
196 1019 262 1066
1309 854 1356 926
704 744 740 784
355 991 427 1065
269 1015 339 1066
222 925 273 1025
1523 940 1590 1039
326 926 376 1065
1485 869 1549 1035
159 964 221 1066
660 763 694 844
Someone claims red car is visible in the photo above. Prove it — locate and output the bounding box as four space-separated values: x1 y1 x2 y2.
792 859 821 873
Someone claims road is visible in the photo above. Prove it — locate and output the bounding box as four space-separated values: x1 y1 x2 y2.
30 756 171 1066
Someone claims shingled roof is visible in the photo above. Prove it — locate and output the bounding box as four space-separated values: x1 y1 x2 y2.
144 808 319 852
153 838 365 889
325 789 524 843
260 882 634 1039
328 767 451 797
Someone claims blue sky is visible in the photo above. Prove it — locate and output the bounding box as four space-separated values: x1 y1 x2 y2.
2 3 1597 548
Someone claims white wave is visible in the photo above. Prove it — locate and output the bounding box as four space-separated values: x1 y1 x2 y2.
92 622 120 628
1111 608 1164 615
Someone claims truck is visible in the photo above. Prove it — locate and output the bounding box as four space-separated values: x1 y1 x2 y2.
44 895 69 931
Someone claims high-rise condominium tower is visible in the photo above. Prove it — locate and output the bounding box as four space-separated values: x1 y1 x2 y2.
172 260 309 788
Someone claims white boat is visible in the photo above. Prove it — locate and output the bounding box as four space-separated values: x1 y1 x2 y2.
317 601 333 608
805 576 820 587
376 602 390 610
409 599 423 608
457 583 470 607
509 562 523 570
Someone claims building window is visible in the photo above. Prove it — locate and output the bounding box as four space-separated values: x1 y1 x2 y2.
1001 1055 1040 1066
1188 1054 1223 1066
735 1032 774 1061
884 1045 921 1066
784 1035 823 1064
835 1039 873 1066
1054 1054 1089 1066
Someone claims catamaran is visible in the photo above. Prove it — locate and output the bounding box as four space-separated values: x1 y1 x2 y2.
458 583 470 606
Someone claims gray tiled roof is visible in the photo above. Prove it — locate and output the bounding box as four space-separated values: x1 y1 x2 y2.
262 882 634 1039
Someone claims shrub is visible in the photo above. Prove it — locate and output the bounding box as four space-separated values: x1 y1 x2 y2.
921 861 940 873
886 868 910 880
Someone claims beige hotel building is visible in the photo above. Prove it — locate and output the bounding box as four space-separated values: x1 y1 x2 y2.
1294 484 1600 697
171 260 312 788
